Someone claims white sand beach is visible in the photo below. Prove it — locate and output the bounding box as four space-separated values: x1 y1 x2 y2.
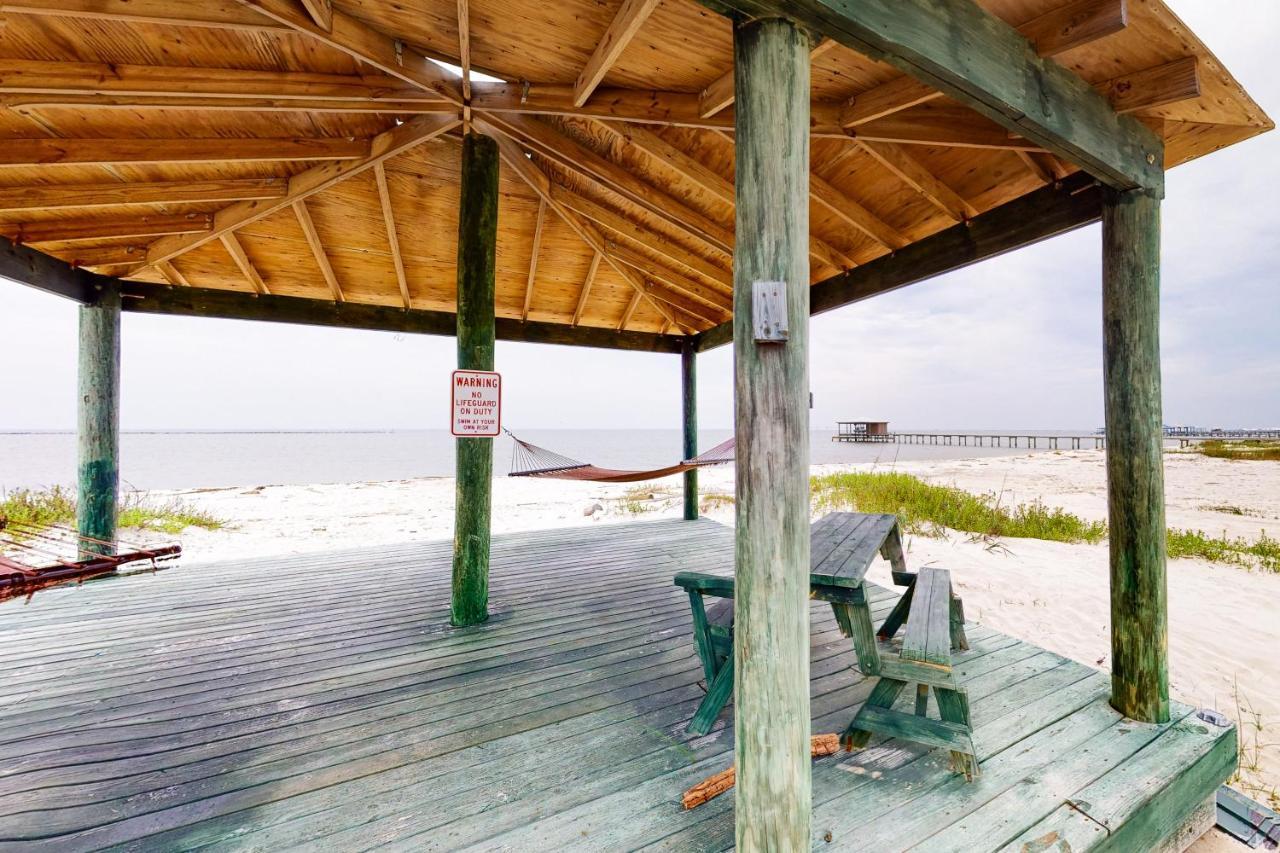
139 449 1280 846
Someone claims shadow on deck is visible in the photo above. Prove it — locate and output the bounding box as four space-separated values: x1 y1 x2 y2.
0 519 1234 851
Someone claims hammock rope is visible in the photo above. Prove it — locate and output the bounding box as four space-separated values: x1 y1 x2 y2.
505 430 734 483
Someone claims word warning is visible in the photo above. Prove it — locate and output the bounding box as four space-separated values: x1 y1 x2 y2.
451 370 502 437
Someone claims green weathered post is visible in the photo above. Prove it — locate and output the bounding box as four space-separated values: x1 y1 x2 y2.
732 17 812 849
1102 186 1170 724
451 131 500 628
76 287 121 556
681 338 698 521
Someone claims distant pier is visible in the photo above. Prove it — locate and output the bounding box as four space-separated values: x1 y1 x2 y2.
832 432 1107 449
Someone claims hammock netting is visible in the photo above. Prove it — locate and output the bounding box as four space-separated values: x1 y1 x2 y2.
507 432 735 483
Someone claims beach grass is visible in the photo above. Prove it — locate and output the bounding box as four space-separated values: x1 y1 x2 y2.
0 486 224 536
811 470 1279 572
811 470 1107 544
1192 439 1280 461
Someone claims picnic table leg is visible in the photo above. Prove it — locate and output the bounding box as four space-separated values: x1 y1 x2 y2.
880 525 908 576
689 648 735 735
935 686 979 780
841 676 907 751
876 576 915 642
914 684 930 716
831 589 881 676
687 591 718 685
949 593 969 651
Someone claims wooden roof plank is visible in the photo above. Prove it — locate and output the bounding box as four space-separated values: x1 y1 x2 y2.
574 0 661 107
136 113 459 272
0 178 289 212
0 137 367 167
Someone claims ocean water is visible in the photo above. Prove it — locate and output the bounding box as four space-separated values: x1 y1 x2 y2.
0 429 1096 492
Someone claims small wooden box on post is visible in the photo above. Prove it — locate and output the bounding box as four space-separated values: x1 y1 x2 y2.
77 287 121 557
451 131 500 628
731 16 813 850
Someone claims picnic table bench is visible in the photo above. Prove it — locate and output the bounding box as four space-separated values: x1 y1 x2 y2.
674 512 979 779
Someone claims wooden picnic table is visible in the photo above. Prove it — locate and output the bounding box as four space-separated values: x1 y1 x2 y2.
675 511 979 779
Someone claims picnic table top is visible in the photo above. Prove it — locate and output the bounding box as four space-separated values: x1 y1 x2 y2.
809 512 900 589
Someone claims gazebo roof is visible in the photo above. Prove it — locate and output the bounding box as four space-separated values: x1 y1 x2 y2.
0 0 1270 345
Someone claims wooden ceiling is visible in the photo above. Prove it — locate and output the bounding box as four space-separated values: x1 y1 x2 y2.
0 0 1270 336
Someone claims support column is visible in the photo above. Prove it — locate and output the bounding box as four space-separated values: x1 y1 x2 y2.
732 17 812 849
681 338 698 521
451 131 499 628
76 287 120 556
1102 187 1169 724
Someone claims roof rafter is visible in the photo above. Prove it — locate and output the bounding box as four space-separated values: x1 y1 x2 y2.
297 0 331 30
133 113 460 272
2 214 212 244
292 199 344 302
0 137 367 167
699 37 837 118
522 198 546 322
572 251 601 327
373 163 411 309
855 140 978 222
220 232 269 295
0 178 289 212
574 0 660 107
0 0 288 31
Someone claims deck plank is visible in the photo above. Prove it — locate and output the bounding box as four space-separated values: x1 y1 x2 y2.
0 518 1234 851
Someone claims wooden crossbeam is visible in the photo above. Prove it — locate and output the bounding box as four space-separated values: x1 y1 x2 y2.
617 290 643 331
1015 150 1057 184
1 235 107 302
61 244 148 270
117 281 686 352
292 200 343 302
522 198 546 322
0 94 455 116
220 232 269 295
0 137 367 167
155 260 190 287
0 0 288 31
0 59 441 103
572 251 601 327
606 241 732 314
809 175 908 250
457 0 472 101
2 214 212 244
699 37 837 118
574 0 660 107
0 178 289 212
135 113 459 272
853 107 1046 151
297 0 331 30
702 0 1162 192
838 0 1129 129
373 163 411 309
235 0 465 105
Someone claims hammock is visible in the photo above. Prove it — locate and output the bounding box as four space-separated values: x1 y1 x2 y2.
0 520 181 603
506 431 735 483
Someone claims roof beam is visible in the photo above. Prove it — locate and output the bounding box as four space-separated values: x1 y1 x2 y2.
155 260 190 287
116 281 686 353
135 113 459 271
572 251 601 326
809 175 908 250
0 1 288 32
522 198 546 322
1019 0 1128 58
605 241 732 314
457 0 472 101
0 236 108 303
0 178 289 212
855 140 978 222
220 232 269 295
0 59 442 103
696 173 1104 351
574 0 660 107
1096 56 1201 115
373 163 411 309
2 214 212 244
297 0 331 30
0 137 367 166
235 0 465 105
292 199 344 302
485 126 689 331
702 0 1162 192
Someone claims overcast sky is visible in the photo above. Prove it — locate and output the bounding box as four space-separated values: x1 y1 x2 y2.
1 1 1275 433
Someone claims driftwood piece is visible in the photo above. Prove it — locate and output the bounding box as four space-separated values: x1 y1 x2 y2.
681 734 839 809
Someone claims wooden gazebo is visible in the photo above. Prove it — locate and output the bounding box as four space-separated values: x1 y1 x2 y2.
0 0 1269 847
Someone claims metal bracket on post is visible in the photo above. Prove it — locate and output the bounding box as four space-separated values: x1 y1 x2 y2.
752 280 788 343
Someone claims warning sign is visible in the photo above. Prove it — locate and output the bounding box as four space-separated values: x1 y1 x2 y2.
451 370 502 437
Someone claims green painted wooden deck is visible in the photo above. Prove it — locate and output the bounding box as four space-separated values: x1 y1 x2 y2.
0 519 1234 851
